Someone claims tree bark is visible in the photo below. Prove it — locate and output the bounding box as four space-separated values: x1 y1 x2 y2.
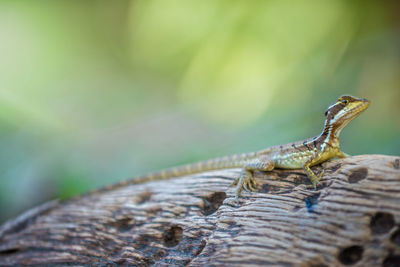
1 154 400 266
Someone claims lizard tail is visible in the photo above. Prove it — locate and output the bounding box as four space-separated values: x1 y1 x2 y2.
137 151 258 183
66 152 258 201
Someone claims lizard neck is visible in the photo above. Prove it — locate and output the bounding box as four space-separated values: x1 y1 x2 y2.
319 117 342 149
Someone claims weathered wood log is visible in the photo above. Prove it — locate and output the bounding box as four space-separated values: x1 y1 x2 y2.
0 155 400 266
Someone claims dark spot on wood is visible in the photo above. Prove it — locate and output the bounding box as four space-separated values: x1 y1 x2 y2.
114 217 135 232
328 163 341 173
260 183 270 193
302 258 329 267
0 248 20 255
370 212 395 234
202 192 226 216
135 234 156 249
280 145 283 149
338 245 363 265
383 255 400 267
108 209 136 232
163 225 183 247
136 191 152 204
260 183 280 193
294 174 311 185
305 193 320 212
394 159 400 169
390 228 400 246
278 171 289 178
348 168 368 183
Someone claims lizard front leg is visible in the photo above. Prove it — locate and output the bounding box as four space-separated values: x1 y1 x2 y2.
303 155 324 189
232 157 274 202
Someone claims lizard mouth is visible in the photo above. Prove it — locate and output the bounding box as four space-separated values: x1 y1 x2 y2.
355 98 370 112
347 98 370 120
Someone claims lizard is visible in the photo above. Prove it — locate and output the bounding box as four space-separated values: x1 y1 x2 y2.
75 95 370 203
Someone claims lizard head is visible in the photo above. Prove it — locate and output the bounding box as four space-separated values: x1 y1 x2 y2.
324 95 370 136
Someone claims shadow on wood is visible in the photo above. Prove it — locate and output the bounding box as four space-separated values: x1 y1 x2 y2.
0 155 400 266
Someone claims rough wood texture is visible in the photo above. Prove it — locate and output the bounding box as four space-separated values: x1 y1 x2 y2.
1 154 400 266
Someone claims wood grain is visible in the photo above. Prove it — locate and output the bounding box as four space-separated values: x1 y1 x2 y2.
1 155 400 266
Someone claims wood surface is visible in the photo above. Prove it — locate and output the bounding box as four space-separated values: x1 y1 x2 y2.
0 154 400 266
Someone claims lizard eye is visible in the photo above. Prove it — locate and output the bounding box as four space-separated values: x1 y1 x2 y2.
341 99 348 104
324 110 328 116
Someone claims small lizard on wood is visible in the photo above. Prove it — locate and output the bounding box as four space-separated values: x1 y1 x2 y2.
77 95 369 203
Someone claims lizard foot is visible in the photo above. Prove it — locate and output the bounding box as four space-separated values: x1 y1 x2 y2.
232 158 274 204
243 175 257 192
234 172 257 204
306 171 324 189
230 174 256 190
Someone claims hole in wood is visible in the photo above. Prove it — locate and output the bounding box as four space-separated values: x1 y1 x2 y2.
202 192 226 216
370 212 395 234
0 248 20 255
348 168 368 183
390 228 400 247
338 245 364 265
382 255 400 267
163 225 183 247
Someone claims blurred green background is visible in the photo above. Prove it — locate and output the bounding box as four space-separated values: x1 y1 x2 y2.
0 0 399 223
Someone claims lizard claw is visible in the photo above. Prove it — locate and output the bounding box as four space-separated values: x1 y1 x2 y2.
247 179 257 192
306 171 324 190
233 172 256 203
242 175 257 192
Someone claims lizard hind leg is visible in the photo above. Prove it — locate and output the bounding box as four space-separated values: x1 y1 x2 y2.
233 158 274 203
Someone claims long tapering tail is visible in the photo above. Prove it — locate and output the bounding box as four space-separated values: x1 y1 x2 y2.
66 151 259 202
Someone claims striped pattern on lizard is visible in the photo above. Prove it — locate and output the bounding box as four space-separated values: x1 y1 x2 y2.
76 95 370 203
